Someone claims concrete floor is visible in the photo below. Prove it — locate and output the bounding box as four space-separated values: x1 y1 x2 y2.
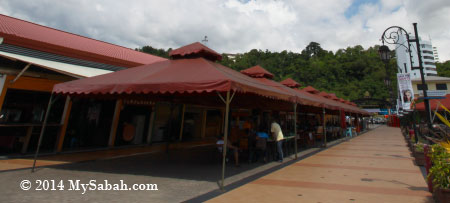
0 141 322 203
208 126 433 203
1 125 426 203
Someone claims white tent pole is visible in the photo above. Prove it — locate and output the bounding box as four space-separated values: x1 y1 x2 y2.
220 90 232 190
294 103 298 159
323 107 327 147
32 93 55 172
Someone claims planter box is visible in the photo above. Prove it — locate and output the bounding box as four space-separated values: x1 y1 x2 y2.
414 151 425 166
435 188 450 203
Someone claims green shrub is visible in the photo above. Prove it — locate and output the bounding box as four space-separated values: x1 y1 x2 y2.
428 144 450 190
415 143 424 153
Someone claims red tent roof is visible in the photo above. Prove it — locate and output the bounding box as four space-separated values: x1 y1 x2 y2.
240 65 274 79
280 78 301 88
53 43 294 102
296 89 340 110
317 91 360 113
241 66 318 106
277 79 349 111
318 92 332 98
169 42 222 61
415 94 450 111
253 77 315 106
328 93 340 101
279 79 368 115
303 86 320 94
0 14 166 68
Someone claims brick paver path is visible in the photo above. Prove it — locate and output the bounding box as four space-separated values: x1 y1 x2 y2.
208 126 433 203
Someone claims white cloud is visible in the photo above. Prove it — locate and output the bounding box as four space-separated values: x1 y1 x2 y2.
0 0 449 61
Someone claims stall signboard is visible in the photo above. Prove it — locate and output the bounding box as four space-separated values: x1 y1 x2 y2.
397 73 414 110
379 109 389 115
418 90 446 97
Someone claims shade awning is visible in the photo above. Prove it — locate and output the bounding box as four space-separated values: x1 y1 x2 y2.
253 77 320 107
53 43 295 103
241 66 322 107
296 89 341 110
0 51 112 78
240 65 274 79
280 78 301 88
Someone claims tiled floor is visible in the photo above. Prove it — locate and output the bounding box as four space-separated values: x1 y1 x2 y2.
207 126 433 203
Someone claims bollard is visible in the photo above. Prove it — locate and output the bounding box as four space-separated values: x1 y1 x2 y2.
424 144 433 192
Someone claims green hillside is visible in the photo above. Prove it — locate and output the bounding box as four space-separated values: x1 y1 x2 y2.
138 42 448 102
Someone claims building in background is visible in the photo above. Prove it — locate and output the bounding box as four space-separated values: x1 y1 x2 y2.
395 35 438 79
433 46 440 62
411 76 450 98
0 14 165 155
222 53 238 62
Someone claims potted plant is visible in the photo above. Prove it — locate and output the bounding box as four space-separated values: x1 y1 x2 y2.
428 144 450 203
413 142 425 166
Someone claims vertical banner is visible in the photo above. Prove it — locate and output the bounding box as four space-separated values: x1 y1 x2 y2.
397 73 414 110
0 74 5 94
0 74 6 110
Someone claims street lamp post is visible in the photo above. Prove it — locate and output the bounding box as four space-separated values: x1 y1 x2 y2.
378 45 394 115
379 23 432 130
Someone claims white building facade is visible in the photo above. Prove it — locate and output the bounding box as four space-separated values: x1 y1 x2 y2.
395 35 438 79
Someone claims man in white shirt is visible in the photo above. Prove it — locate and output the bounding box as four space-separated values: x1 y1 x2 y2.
271 119 284 162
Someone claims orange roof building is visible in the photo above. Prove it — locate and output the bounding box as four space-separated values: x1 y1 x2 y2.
0 14 165 154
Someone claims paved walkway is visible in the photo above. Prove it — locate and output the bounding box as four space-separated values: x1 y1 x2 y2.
208 126 433 203
0 141 212 172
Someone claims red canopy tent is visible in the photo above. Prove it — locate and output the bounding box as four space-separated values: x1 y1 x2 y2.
37 42 297 188
280 79 348 146
283 82 368 129
53 44 293 102
241 66 344 154
279 78 342 110
326 93 348 129
241 65 316 158
314 91 368 131
273 82 340 110
240 66 326 108
302 86 364 114
280 78 300 88
303 86 320 94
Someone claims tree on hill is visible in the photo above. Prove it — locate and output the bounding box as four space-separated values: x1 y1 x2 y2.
137 43 396 102
437 61 450 77
217 43 395 101
136 46 171 58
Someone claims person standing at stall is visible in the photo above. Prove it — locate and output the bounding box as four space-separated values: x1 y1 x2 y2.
271 118 284 162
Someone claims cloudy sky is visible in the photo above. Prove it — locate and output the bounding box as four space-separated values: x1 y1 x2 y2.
1 0 449 61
